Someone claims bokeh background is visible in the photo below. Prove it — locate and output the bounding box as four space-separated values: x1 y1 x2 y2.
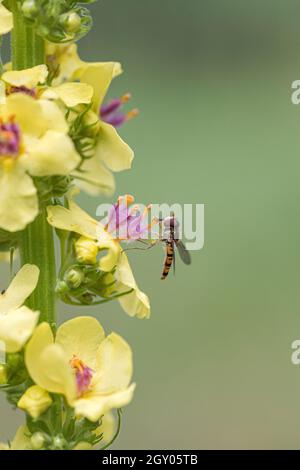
2 0 300 450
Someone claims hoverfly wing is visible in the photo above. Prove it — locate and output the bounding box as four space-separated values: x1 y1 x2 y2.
175 240 191 265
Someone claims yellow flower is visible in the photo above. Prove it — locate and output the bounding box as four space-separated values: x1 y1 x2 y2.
0 93 80 231
46 42 133 196
0 264 39 353
25 316 136 422
0 425 33 450
47 191 150 318
0 1 13 35
2 63 94 111
18 385 53 419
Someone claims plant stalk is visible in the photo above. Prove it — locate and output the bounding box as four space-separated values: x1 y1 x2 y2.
10 0 56 325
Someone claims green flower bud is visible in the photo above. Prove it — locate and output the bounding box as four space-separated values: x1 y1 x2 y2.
0 364 7 385
52 435 67 450
30 432 46 450
65 268 85 290
21 0 38 18
60 11 82 33
56 281 69 295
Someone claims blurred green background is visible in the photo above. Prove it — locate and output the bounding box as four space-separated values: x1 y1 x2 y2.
2 0 300 450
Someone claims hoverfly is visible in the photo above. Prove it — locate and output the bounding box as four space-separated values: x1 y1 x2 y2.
159 213 191 280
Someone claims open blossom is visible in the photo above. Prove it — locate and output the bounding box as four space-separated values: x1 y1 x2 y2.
47 190 150 319
46 42 134 196
0 1 13 35
0 92 80 231
25 316 135 422
0 264 39 353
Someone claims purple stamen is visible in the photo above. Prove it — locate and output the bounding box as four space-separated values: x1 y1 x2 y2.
100 98 123 118
0 120 21 157
76 366 93 396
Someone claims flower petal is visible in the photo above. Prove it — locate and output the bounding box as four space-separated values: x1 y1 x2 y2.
56 316 105 370
25 323 76 404
0 306 39 353
73 157 115 196
115 252 150 319
0 162 38 232
42 82 94 108
2 65 48 88
47 204 98 240
0 93 47 137
0 264 39 312
97 122 134 172
74 384 135 422
38 99 69 133
94 332 133 393
22 130 80 176
10 425 32 450
73 62 122 111
0 3 13 35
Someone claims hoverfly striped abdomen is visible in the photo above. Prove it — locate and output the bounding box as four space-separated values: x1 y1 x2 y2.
161 240 175 280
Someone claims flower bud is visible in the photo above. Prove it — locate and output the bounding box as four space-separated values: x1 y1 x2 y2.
75 236 98 265
0 364 7 385
56 281 69 295
21 0 38 18
18 385 53 419
60 12 82 33
65 268 85 289
52 435 67 450
30 432 46 450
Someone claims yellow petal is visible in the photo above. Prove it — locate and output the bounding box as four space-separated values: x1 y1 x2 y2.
0 3 13 35
10 425 32 450
25 323 76 404
56 316 105 370
0 306 39 353
0 93 47 137
74 384 135 422
0 163 38 232
0 264 39 312
98 238 121 272
38 99 69 133
97 122 134 172
18 385 52 419
47 43 82 86
43 82 94 107
99 412 116 445
47 204 98 239
115 252 150 319
74 442 92 450
73 62 122 111
73 157 115 196
22 130 80 176
2 65 48 88
94 333 133 393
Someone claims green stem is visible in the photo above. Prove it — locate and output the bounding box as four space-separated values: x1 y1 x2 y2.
10 0 45 70
10 1 55 324
20 206 57 324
